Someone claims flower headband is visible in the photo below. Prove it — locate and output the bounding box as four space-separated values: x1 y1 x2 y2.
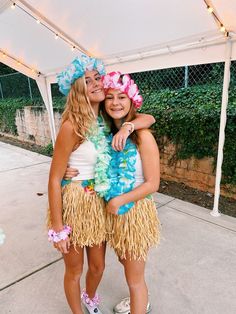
102 71 143 109
57 54 106 96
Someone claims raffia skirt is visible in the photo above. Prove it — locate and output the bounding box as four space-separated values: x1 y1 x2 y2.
106 197 161 261
47 181 106 248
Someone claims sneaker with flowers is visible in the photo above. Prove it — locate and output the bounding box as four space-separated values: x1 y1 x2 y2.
81 290 103 314
113 296 152 314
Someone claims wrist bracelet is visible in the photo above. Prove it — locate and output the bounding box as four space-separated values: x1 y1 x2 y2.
121 122 135 134
48 225 72 243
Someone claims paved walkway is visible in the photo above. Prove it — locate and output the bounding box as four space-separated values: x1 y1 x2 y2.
0 141 236 314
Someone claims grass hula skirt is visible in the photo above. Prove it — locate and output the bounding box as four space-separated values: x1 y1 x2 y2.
106 198 160 261
48 181 106 249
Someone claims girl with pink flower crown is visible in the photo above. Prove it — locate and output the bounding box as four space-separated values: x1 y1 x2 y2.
47 55 155 314
65 71 161 314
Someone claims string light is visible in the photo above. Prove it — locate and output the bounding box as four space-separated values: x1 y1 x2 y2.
9 0 88 54
204 1 228 37
207 6 213 13
0 49 41 76
220 24 226 33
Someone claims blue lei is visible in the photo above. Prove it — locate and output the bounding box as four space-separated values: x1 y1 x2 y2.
104 135 137 215
87 116 111 197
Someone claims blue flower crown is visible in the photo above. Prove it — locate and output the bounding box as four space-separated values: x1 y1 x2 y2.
57 54 106 96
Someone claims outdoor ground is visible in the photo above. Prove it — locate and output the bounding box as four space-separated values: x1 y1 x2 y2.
1 134 235 218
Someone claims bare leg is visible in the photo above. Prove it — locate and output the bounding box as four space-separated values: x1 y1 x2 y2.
63 246 84 314
121 254 148 314
85 242 106 298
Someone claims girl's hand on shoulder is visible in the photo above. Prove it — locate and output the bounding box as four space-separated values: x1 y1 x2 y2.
106 198 121 215
112 127 130 151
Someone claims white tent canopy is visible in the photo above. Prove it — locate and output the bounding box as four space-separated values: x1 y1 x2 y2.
1 0 236 78
0 0 236 215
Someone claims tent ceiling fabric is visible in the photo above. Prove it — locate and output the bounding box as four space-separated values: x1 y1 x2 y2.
0 0 236 80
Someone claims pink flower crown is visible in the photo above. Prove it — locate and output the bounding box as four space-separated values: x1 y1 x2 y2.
102 71 143 109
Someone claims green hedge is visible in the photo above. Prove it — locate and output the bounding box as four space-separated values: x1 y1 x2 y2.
0 98 30 134
1 85 236 185
140 84 236 184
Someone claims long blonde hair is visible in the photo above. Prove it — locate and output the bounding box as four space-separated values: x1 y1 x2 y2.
61 77 96 143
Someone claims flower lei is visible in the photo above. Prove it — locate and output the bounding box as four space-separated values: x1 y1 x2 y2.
87 115 111 197
104 135 137 215
102 71 143 109
57 54 106 96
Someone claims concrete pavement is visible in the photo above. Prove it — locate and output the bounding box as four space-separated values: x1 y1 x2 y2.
0 141 236 314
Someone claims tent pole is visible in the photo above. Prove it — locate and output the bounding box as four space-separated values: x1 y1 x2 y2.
36 78 56 146
211 39 232 217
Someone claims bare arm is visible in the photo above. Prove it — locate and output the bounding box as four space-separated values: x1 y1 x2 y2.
64 113 156 178
112 113 155 151
131 113 156 130
107 129 160 214
48 121 78 232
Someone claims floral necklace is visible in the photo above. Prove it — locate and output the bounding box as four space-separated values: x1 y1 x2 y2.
104 135 137 214
87 115 111 197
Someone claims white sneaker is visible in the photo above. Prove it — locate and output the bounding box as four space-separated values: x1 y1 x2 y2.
81 290 103 314
113 296 152 314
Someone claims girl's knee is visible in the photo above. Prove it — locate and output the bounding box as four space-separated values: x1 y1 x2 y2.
124 267 145 288
88 261 105 277
65 264 83 281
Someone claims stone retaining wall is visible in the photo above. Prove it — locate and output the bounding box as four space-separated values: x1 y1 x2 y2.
2 106 235 199
161 142 236 199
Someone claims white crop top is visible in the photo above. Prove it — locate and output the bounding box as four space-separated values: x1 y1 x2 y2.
69 140 98 181
69 139 144 186
134 151 145 187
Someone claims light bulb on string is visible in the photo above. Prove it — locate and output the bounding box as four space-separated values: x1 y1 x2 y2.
207 6 213 13
71 46 75 51
220 24 226 32
55 34 59 40
36 19 40 24
11 3 16 9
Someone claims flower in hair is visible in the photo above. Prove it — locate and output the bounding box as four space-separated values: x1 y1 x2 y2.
57 54 106 96
102 71 143 109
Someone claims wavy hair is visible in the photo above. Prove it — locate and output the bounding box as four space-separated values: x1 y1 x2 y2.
61 77 96 143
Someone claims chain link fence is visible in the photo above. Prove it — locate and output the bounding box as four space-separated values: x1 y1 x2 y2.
1 60 235 101
0 60 235 146
131 61 236 104
0 71 61 100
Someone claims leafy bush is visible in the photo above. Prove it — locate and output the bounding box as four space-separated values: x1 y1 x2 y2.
0 98 30 134
140 84 236 184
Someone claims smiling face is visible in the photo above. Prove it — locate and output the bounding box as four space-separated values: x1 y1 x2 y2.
85 70 105 105
105 89 132 122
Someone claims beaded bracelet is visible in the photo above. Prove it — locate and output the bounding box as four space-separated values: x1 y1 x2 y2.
48 225 72 243
121 122 135 134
